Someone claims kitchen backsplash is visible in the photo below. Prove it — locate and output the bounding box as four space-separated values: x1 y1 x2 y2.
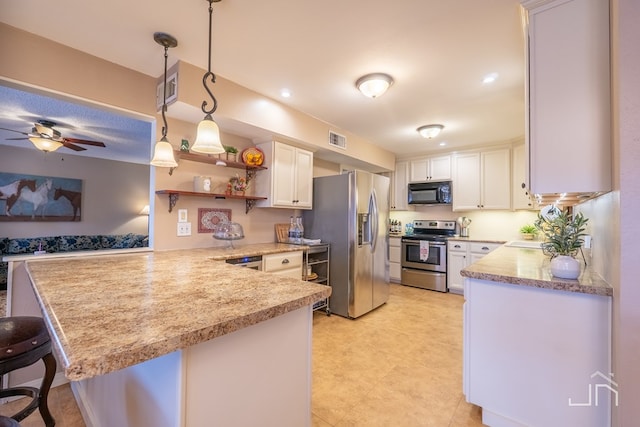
390 207 539 242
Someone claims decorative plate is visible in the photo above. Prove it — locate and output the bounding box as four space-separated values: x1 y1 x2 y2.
198 208 232 233
241 147 265 166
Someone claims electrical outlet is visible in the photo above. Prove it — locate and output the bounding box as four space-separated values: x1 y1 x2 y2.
177 222 192 236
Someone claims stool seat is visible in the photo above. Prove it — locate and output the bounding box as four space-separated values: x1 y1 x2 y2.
0 317 55 426
0 416 20 427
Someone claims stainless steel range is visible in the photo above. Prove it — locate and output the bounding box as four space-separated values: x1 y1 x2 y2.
401 219 457 292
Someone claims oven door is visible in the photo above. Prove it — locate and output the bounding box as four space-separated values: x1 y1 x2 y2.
401 239 447 273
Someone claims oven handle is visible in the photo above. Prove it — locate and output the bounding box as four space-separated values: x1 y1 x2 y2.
401 239 446 246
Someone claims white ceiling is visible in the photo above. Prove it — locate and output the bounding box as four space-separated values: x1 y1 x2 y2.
0 0 526 166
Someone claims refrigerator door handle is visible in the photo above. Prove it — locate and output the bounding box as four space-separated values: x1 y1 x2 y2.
369 189 379 252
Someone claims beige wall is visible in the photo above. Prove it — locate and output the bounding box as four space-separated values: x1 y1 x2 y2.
611 0 640 424
0 145 149 238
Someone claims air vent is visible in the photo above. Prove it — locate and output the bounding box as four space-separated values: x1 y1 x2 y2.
156 71 178 111
329 131 347 149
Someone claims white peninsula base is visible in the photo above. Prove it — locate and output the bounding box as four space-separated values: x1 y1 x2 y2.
463 278 612 427
72 306 313 427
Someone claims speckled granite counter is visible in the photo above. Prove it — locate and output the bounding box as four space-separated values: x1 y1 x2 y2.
25 246 331 381
461 245 612 296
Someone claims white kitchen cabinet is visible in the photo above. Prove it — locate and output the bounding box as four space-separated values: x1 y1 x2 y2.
512 143 537 210
390 161 412 211
262 251 303 279
447 241 501 294
447 241 468 294
464 277 611 427
452 148 510 211
255 141 314 209
409 155 451 182
522 0 611 195
389 237 402 283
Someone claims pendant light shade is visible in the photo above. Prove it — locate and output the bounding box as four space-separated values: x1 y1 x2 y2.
150 32 178 168
192 114 225 154
151 137 178 167
29 137 63 152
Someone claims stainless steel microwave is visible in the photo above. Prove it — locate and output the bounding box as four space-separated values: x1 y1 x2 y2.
407 181 452 205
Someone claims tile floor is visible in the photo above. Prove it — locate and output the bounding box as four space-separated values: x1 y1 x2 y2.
311 284 484 427
0 284 484 426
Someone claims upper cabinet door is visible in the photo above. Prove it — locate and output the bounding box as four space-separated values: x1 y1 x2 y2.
409 155 451 182
523 0 611 194
391 161 412 211
255 141 314 209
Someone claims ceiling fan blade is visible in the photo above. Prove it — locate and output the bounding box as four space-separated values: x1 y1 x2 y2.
61 141 87 151
5 137 30 140
62 137 106 147
0 127 30 136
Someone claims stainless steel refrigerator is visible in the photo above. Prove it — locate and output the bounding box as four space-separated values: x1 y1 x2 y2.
303 171 390 319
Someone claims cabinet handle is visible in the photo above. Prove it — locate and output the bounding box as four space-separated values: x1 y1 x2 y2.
521 182 526 189
482 246 489 251
282 259 290 264
454 244 461 248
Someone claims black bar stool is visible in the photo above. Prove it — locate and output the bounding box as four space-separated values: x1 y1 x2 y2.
0 317 56 426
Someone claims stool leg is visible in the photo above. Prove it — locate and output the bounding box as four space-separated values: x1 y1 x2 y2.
38 352 56 427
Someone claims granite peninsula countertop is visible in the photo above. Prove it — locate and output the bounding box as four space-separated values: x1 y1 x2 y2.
461 245 612 297
25 246 331 381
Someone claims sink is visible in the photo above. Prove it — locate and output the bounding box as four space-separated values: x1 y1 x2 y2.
505 240 543 249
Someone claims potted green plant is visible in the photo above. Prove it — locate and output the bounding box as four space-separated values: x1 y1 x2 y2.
535 209 589 279
223 145 239 162
519 224 538 240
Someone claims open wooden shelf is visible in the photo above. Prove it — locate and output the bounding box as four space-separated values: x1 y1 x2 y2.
156 190 267 214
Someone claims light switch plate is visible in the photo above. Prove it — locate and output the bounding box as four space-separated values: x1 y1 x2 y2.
178 209 188 223
177 222 192 236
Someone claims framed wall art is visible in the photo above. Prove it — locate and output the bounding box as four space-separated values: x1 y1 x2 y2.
0 172 82 222
198 208 231 233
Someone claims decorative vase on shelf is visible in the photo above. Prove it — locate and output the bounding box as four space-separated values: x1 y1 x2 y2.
550 255 581 279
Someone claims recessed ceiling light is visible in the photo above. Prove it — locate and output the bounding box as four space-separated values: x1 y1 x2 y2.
482 73 499 84
280 89 291 98
439 142 447 146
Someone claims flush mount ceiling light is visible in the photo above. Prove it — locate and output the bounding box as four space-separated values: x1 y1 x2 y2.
150 32 179 168
417 124 444 139
355 73 394 98
191 0 226 155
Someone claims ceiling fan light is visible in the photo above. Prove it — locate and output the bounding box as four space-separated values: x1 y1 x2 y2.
150 137 178 167
191 115 225 154
29 137 63 152
356 73 394 98
417 124 444 139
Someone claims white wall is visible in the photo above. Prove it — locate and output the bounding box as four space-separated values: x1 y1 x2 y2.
0 145 149 238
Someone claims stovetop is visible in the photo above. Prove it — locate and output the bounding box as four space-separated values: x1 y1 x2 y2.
401 219 457 241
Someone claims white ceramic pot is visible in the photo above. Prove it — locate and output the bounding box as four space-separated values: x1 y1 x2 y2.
550 255 581 279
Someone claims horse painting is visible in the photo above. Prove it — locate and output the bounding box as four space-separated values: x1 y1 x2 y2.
17 178 53 219
0 179 36 216
54 188 82 221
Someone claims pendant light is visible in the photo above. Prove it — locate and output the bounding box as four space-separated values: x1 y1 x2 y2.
150 32 179 168
191 0 226 154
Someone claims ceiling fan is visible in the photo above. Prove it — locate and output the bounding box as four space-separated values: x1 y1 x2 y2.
0 119 106 153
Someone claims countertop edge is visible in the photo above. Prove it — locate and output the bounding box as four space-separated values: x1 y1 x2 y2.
460 246 612 297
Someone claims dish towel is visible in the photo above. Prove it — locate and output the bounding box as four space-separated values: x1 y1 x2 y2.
420 241 430 261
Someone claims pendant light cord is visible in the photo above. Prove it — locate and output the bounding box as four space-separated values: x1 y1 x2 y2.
161 44 170 139
201 0 218 116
